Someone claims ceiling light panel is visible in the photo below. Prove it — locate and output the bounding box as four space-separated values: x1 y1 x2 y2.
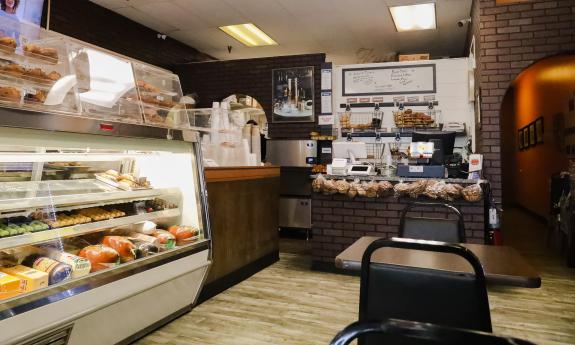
390 3 436 32
219 23 277 47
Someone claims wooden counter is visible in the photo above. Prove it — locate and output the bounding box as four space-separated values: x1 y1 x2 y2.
199 166 280 302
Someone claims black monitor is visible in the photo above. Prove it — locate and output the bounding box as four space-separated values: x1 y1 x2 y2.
412 131 456 158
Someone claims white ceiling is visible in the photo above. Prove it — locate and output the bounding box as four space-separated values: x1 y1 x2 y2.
90 0 472 64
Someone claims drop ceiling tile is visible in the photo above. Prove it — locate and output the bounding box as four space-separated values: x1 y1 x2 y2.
90 0 129 10
135 2 209 30
173 0 247 27
114 6 177 33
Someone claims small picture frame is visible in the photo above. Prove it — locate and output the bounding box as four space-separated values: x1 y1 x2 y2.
523 127 530 149
529 123 536 146
535 117 544 144
518 129 523 150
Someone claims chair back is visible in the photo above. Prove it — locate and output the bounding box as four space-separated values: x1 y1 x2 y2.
399 202 465 243
359 238 491 345
330 320 535 345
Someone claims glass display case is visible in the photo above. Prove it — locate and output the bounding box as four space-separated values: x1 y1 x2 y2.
133 62 189 129
0 18 78 115
69 42 143 124
0 111 210 345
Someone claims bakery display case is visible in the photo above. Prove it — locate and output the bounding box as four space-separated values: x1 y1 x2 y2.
133 62 189 129
0 18 78 115
0 109 211 345
69 41 143 124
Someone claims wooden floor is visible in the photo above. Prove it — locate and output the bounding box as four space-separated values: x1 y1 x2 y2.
136 209 575 345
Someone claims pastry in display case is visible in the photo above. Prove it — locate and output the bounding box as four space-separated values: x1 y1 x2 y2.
0 19 78 114
133 62 189 129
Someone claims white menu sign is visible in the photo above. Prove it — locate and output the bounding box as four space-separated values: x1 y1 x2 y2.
343 64 436 96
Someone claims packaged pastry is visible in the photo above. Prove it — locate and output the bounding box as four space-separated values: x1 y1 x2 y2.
407 180 428 199
0 265 48 292
151 230 176 251
335 179 350 194
394 182 411 198
312 174 325 193
443 184 463 201
168 225 199 246
131 241 159 257
78 245 120 272
2 63 24 76
422 180 440 199
101 236 138 263
0 36 17 52
462 184 483 202
365 181 379 198
347 179 360 198
128 232 161 247
357 182 367 197
376 181 393 198
21 255 72 285
322 179 338 195
45 250 91 278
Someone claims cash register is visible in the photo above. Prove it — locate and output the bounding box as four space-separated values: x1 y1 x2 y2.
397 131 456 178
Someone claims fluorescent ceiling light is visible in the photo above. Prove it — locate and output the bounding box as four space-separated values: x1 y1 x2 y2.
219 23 278 47
390 3 436 32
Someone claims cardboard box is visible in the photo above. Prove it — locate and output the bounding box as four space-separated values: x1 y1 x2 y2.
0 271 23 295
1 265 48 292
399 54 430 61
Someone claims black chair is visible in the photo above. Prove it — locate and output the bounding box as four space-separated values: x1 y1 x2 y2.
359 238 491 345
330 319 535 345
399 202 465 243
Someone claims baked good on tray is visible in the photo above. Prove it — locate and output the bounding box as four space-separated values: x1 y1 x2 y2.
0 36 17 52
23 44 59 63
137 80 160 93
0 86 21 102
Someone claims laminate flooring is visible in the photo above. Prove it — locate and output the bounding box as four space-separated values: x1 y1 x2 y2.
136 209 575 345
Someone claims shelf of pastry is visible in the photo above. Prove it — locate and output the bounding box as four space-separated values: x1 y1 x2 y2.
0 46 62 67
0 179 180 214
142 104 190 129
0 208 180 252
0 63 62 89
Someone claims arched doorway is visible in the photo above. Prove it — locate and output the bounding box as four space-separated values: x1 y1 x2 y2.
500 54 575 246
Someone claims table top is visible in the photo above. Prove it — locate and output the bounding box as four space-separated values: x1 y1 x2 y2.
335 236 541 288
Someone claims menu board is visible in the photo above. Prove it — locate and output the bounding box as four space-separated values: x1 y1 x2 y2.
342 64 436 96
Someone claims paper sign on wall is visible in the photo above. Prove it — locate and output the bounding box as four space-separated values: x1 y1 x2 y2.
321 69 332 90
321 91 332 114
318 115 334 125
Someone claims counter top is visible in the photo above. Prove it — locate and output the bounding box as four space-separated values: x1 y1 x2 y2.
310 174 487 185
205 166 280 183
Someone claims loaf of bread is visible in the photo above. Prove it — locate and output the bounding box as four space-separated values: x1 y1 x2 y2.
78 245 120 272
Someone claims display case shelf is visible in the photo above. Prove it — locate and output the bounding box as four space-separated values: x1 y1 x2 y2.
0 208 180 251
0 179 179 213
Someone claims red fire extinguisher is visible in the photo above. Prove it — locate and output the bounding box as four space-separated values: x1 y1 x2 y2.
488 204 502 245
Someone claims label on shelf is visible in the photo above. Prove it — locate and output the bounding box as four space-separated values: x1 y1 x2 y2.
408 166 424 173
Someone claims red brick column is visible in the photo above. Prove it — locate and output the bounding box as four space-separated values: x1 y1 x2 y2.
476 0 575 201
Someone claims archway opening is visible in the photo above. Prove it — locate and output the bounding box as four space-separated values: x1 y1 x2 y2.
500 54 575 244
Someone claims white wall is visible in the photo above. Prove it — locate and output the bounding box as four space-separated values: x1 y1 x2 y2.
332 58 475 152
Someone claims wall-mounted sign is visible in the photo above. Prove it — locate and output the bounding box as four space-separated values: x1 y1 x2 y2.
342 64 436 96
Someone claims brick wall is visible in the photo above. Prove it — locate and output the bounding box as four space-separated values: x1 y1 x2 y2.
476 0 575 202
43 0 212 68
173 54 326 139
311 194 486 266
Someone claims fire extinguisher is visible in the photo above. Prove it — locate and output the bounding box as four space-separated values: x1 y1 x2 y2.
488 204 503 245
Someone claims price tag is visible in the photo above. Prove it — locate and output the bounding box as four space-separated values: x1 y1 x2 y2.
318 115 334 125
409 166 423 173
24 88 36 95
156 95 165 101
322 147 332 154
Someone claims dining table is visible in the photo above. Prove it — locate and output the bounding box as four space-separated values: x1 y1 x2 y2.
335 236 541 288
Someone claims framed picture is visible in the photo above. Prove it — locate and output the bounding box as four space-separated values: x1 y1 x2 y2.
272 66 314 123
523 127 529 149
518 129 523 150
529 123 536 146
536 117 544 144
